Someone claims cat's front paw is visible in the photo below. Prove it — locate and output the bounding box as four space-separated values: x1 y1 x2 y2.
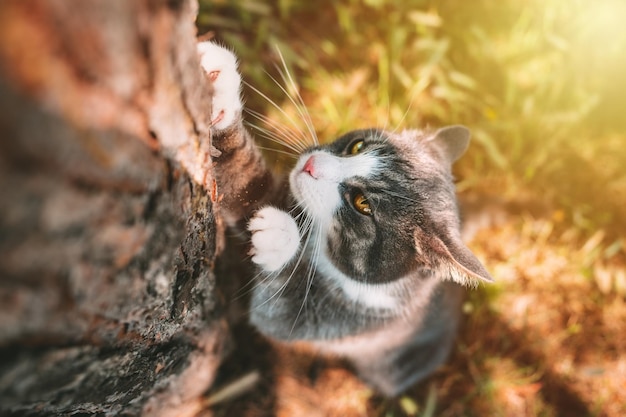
248 207 300 272
197 41 242 131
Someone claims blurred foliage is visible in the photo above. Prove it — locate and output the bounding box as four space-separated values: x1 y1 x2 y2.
197 0 626 234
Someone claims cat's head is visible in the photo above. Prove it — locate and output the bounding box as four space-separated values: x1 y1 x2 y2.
289 125 492 286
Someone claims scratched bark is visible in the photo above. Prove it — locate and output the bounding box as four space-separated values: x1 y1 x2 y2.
0 0 226 415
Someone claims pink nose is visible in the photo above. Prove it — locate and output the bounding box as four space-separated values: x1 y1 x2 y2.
303 155 317 178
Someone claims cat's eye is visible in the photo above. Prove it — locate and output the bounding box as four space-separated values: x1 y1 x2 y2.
348 139 365 155
353 193 372 215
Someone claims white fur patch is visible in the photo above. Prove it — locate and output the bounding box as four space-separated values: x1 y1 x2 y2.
248 207 300 272
315 252 398 310
197 41 243 131
289 150 379 223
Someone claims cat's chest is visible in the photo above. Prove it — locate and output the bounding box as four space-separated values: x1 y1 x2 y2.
307 277 440 358
314 252 400 310
310 313 420 358
311 246 439 310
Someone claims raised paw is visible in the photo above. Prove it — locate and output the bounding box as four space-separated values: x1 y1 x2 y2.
248 207 300 272
197 41 243 131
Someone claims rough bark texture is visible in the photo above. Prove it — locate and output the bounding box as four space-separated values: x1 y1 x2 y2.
0 0 226 415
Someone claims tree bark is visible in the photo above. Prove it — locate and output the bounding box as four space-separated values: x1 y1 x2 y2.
0 0 226 415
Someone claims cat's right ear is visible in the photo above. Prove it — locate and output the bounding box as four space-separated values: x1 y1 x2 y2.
436 234 494 285
414 228 494 286
426 125 471 164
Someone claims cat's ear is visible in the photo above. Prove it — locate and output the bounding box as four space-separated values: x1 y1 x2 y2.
415 229 493 285
426 125 470 164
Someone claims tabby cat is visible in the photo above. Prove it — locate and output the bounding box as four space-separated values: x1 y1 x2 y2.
197 41 492 396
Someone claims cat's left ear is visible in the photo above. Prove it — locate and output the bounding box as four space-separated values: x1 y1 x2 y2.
426 125 470 164
416 229 494 285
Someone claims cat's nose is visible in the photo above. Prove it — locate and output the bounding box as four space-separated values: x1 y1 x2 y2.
303 155 318 178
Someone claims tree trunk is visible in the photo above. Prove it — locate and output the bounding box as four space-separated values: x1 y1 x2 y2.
0 0 226 415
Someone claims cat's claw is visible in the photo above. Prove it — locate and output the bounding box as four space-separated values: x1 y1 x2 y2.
197 41 243 131
211 109 225 127
248 207 300 272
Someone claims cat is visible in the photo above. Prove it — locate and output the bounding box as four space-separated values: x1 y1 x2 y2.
197 41 493 396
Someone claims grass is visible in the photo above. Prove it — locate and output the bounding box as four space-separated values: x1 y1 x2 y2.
199 1 626 416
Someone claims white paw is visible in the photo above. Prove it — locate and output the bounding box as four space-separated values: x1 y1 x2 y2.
248 207 300 272
197 41 243 131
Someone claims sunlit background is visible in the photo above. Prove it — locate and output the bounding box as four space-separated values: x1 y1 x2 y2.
198 1 626 416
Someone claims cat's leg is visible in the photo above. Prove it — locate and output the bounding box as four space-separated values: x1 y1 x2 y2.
248 206 300 272
246 206 307 340
197 41 276 223
197 41 242 130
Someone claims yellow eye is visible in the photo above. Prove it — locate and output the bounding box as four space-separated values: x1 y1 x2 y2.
353 193 372 215
349 139 365 155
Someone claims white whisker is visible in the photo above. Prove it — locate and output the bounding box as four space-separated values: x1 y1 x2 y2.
255 145 299 159
244 80 311 151
374 128 389 143
289 215 321 337
233 264 276 301
261 71 314 150
245 110 307 153
245 108 306 148
253 267 296 310
389 87 419 136
247 125 303 155
273 46 319 146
